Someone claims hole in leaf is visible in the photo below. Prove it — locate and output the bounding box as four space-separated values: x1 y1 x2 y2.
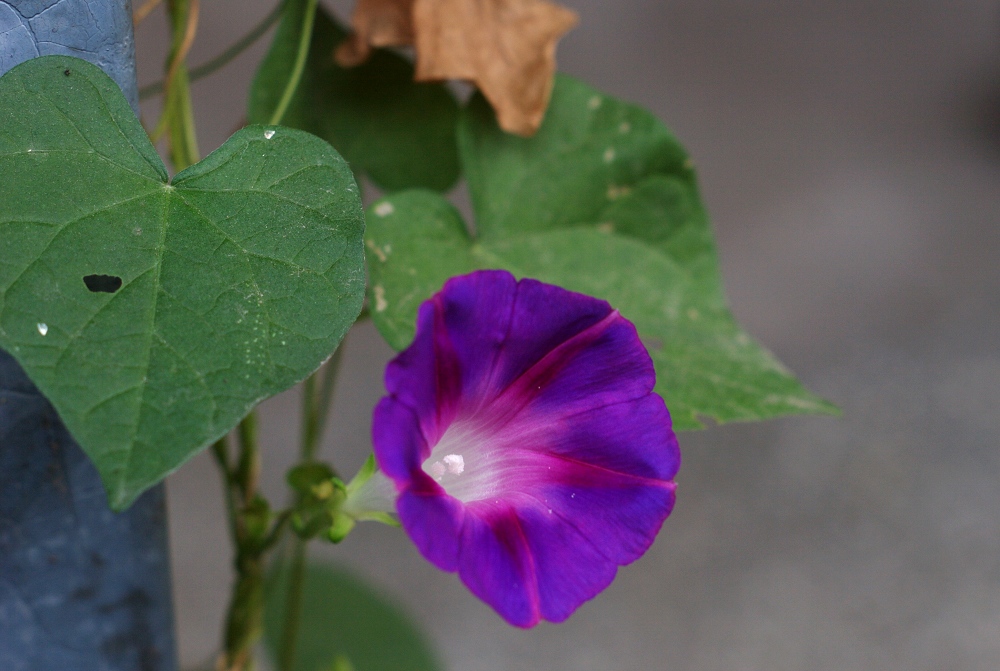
63 69 71 76
83 275 123 293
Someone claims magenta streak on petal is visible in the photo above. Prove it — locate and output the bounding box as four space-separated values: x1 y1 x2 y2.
421 310 638 490
537 451 679 492
516 501 619 623
502 508 541 626
429 295 464 444
478 276 615 404
457 500 542 627
435 271 520 414
519 393 680 481
422 383 677 505
476 310 623 429
424 422 674 504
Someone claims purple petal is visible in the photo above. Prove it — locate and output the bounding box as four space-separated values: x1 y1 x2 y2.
528 455 677 563
480 308 655 431
396 480 465 572
452 273 615 406
434 270 519 407
517 502 620 623
519 392 680 484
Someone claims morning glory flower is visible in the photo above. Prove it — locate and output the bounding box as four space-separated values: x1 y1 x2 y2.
372 270 680 627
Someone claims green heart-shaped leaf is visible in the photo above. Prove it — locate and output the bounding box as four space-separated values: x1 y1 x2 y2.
366 76 836 430
249 4 460 193
0 57 365 509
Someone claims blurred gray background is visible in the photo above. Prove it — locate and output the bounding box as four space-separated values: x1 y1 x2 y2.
135 1 1000 669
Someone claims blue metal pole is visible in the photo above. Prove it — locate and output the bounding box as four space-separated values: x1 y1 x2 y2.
0 0 140 113
0 2 178 670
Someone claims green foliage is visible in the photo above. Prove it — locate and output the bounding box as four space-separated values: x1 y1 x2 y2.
249 3 460 193
366 75 837 430
0 57 366 509
265 562 442 671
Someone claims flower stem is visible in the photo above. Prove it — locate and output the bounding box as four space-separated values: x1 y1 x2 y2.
268 0 319 126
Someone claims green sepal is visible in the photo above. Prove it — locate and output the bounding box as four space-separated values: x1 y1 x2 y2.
326 513 356 544
344 454 377 495
289 471 349 540
339 455 400 527
352 511 400 528
287 462 337 496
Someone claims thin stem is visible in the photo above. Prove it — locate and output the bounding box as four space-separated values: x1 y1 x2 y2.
165 0 201 101
277 540 307 671
313 345 346 456
139 1 286 100
268 0 319 126
173 66 200 169
211 437 240 544
300 372 318 463
300 342 346 463
221 554 264 671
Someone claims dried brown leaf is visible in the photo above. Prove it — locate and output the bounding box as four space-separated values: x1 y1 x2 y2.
337 0 578 136
413 0 577 136
336 0 415 67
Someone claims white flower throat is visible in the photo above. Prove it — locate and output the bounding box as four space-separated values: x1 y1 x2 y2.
420 418 519 503
421 420 495 502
